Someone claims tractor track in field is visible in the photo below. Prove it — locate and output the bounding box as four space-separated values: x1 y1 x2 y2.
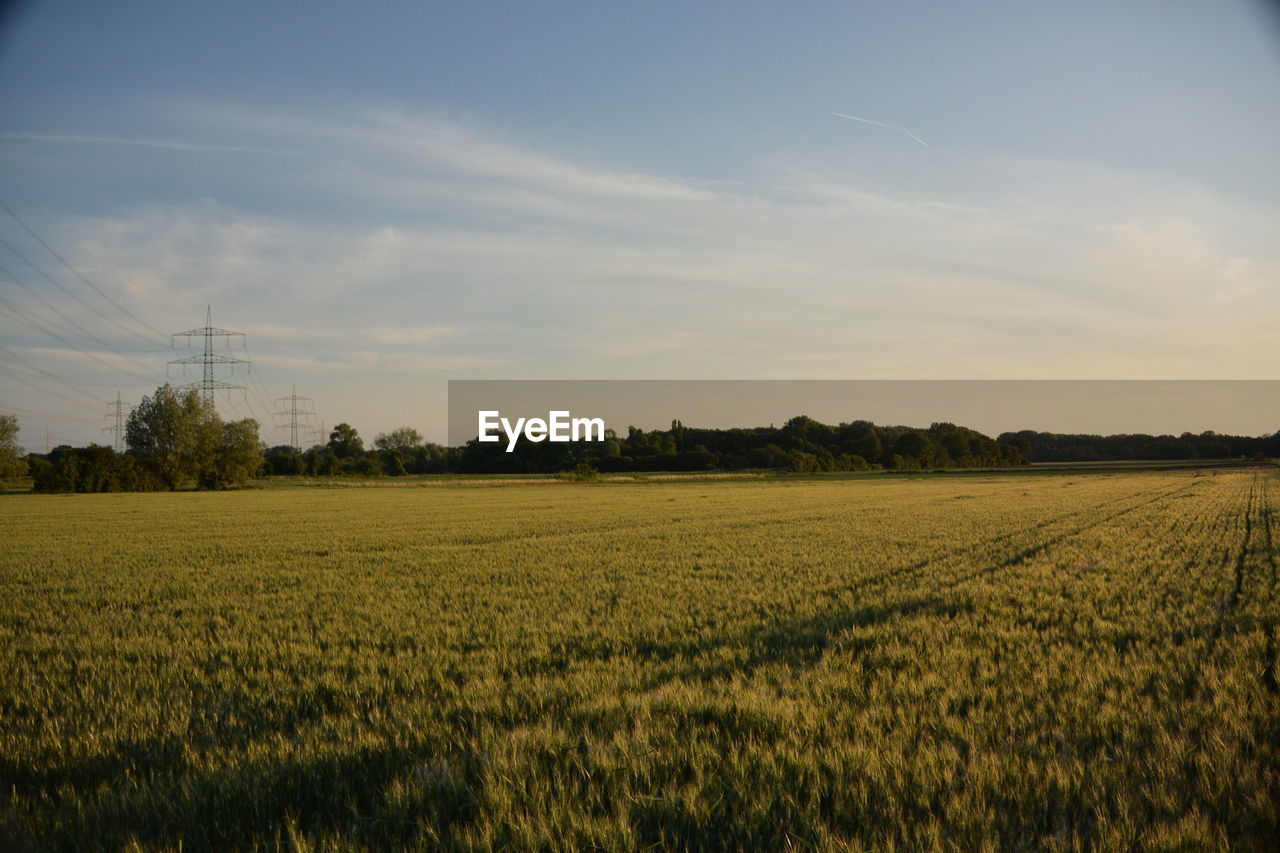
850 476 1208 597
501 479 1213 684
1198 470 1280 695
625 478 1224 686
1227 472 1257 612
448 475 1228 689
1255 472 1279 695
446 478 1204 592
944 476 1208 590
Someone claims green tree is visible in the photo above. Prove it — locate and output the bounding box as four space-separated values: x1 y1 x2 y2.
264 445 305 475
0 414 26 481
126 385 261 490
199 418 264 489
327 423 363 459
30 445 154 493
126 385 219 489
305 445 340 475
789 451 823 473
892 432 937 469
351 453 384 476
848 432 883 464
379 449 408 476
373 426 422 454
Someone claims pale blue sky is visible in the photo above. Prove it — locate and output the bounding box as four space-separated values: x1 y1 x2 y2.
1 1 1278 446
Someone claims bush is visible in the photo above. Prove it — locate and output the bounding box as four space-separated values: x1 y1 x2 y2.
30 445 159 493
559 462 599 482
789 451 823 473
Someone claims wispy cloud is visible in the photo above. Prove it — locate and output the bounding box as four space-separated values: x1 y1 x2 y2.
162 101 715 204
252 351 507 375
239 322 463 348
0 132 311 155
5 102 1278 442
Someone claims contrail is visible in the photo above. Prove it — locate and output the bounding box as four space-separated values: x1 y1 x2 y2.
833 112 927 147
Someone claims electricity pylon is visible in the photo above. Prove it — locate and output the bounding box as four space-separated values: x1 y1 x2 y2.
274 385 315 452
168 306 247 403
102 391 130 451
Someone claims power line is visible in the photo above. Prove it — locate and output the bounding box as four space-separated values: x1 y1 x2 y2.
230 335 281 426
0 345 113 404
0 233 168 350
223 339 286 446
0 364 104 413
0 264 168 377
0 297 166 386
0 273 96 341
0 403 99 423
224 388 272 432
246 361 278 416
0 196 171 343
238 359 276 427
223 391 247 422
1 260 137 350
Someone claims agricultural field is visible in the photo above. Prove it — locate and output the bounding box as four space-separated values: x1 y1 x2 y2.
1 470 1278 850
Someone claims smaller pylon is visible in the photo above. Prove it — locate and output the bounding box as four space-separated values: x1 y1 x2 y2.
102 391 131 452
274 385 316 452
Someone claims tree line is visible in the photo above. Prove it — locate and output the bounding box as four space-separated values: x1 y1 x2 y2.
6 388 1279 492
455 416 1026 474
10 386 454 493
999 429 1280 463
260 423 451 477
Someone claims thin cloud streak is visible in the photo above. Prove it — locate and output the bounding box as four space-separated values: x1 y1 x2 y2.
833 112 928 146
0 132 311 155
169 102 714 201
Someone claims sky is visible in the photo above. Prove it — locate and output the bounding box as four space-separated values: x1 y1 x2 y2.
0 0 1278 448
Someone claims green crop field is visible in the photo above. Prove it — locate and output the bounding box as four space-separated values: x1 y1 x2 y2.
2 470 1278 851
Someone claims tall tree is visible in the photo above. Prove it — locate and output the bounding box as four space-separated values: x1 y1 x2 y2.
200 419 264 489
125 384 259 489
373 426 423 454
126 385 217 489
0 414 26 481
327 423 364 458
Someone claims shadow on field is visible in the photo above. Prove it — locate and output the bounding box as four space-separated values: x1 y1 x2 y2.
4 594 971 850
2 734 189 794
5 738 483 852
681 594 974 682
520 593 973 688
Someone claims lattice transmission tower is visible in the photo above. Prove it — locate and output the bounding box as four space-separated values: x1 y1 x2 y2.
102 391 131 451
168 306 248 403
274 385 316 452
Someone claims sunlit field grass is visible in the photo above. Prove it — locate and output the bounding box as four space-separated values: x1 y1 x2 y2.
2 471 1278 850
